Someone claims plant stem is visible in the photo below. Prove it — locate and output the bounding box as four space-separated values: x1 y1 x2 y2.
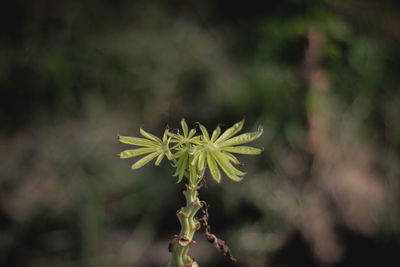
168 176 202 267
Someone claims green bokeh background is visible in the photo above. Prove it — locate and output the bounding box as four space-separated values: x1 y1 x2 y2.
1 1 400 266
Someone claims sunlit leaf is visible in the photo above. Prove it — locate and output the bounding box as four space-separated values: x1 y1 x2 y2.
140 128 162 144
221 151 242 166
174 152 188 183
215 120 244 144
211 125 221 142
181 119 188 137
188 129 196 139
155 153 165 166
221 146 263 155
119 147 158 158
118 135 156 147
189 157 199 184
207 152 221 183
164 135 173 160
190 149 201 166
213 152 245 182
198 123 210 141
219 126 263 147
197 151 206 171
131 151 160 169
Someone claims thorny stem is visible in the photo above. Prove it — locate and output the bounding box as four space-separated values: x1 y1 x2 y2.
168 176 202 267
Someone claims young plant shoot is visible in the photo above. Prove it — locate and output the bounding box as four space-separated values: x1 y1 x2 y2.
118 119 263 267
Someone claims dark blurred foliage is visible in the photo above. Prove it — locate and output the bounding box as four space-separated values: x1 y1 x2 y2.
1 0 400 266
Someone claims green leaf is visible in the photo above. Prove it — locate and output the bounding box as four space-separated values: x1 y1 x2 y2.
174 148 188 158
131 151 160 169
119 147 158 158
118 135 156 147
198 123 210 141
206 152 221 183
162 129 169 143
215 120 244 144
190 149 201 166
214 152 245 182
154 153 165 166
221 151 242 166
219 126 263 147
197 151 206 171
174 152 188 183
221 146 263 155
164 135 173 160
188 128 196 139
211 125 221 142
189 157 198 184
140 128 162 144
181 119 188 137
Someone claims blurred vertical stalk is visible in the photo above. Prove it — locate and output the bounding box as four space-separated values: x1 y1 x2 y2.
81 180 101 267
303 27 329 154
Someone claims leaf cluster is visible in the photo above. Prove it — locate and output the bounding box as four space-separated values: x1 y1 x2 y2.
118 119 263 183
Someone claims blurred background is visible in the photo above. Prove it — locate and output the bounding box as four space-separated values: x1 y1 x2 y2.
1 0 400 266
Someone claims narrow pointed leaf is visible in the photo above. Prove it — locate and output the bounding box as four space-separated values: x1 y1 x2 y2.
173 153 186 175
189 157 198 184
140 128 162 144
221 151 242 166
215 120 244 144
206 152 221 183
221 146 263 155
219 126 263 147
197 151 206 171
164 136 173 160
198 124 210 141
191 150 201 166
188 129 196 139
119 147 158 159
214 152 245 181
215 151 246 176
131 151 160 170
162 129 169 143
211 125 221 142
174 148 188 158
181 119 188 137
118 135 156 147
154 153 165 166
176 153 188 183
